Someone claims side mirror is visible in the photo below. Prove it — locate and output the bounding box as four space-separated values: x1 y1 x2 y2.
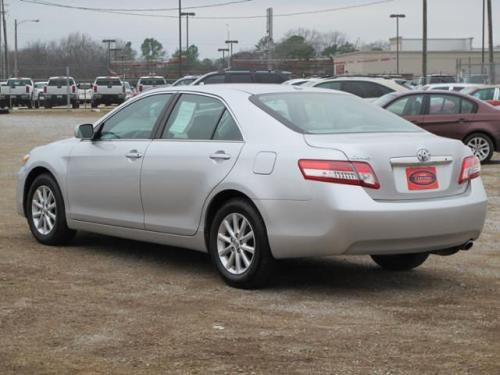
75 123 94 140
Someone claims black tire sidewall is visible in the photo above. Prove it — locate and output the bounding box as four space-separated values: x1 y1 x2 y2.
465 133 494 163
27 174 73 245
208 199 273 288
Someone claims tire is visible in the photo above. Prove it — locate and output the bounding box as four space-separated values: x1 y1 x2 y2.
34 101 39 109
208 199 274 289
27 101 33 109
91 101 98 108
371 253 429 271
26 174 76 245
464 133 494 163
72 101 79 109
44 104 52 109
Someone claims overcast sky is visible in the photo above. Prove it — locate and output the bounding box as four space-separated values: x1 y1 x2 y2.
9 0 500 58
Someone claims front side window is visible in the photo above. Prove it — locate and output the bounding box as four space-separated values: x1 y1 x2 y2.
98 94 171 140
252 92 421 134
472 88 495 101
386 95 424 116
428 94 461 115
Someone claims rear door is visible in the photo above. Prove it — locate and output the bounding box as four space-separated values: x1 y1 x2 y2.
141 93 244 235
385 94 425 125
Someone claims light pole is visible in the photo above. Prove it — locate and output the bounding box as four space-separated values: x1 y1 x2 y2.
390 14 406 75
225 40 238 69
482 0 486 75
102 39 116 71
14 18 39 77
422 0 427 79
180 12 195 52
178 0 182 77
218 48 229 68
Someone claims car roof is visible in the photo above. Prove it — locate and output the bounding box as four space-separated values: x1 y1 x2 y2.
306 76 407 91
139 76 165 79
95 76 121 79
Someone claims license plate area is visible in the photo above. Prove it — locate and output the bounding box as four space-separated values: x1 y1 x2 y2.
406 166 439 191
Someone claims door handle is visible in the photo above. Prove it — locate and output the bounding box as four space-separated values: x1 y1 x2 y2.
125 150 143 159
209 151 231 161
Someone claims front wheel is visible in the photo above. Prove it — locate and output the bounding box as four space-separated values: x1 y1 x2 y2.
464 133 494 163
209 199 274 289
371 253 429 271
27 174 75 245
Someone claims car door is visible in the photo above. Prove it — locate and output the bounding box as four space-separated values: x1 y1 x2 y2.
418 93 464 139
384 94 425 125
66 93 172 228
141 93 244 235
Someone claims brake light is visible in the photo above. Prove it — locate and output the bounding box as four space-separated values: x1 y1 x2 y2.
459 156 480 184
93 84 97 93
71 85 76 94
43 86 47 94
298 160 380 189
25 85 30 93
139 84 143 92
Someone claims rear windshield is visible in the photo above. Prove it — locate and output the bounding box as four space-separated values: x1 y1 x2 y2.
251 92 421 134
48 78 75 86
140 78 166 86
7 79 32 86
34 82 47 88
96 78 122 86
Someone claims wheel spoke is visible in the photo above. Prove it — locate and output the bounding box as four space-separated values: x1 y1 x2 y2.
239 220 247 236
217 233 231 244
223 219 237 240
218 244 232 257
241 244 255 254
235 252 241 273
226 252 235 270
240 231 254 243
240 251 251 267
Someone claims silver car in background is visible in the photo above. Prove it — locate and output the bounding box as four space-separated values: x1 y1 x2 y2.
17 85 488 288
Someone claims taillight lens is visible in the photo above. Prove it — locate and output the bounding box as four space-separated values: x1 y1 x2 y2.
71 85 76 93
25 85 30 93
93 85 97 92
43 86 47 93
459 156 480 184
298 159 380 189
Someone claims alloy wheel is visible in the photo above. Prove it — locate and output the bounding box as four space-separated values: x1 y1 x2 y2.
466 136 491 162
217 213 255 275
31 185 57 235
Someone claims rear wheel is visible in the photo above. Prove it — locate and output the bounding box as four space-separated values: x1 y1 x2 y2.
208 199 274 289
371 253 429 271
27 174 75 245
464 133 494 163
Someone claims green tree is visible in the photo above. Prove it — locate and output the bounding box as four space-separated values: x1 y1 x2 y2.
172 44 199 65
274 35 315 59
141 38 165 61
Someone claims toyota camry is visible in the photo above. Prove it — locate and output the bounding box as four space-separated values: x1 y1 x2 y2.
17 85 488 288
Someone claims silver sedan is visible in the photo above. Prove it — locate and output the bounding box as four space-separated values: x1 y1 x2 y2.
17 85 488 288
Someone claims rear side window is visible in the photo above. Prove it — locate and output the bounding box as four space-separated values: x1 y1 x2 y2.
472 88 495 101
428 94 461 114
461 99 476 114
140 78 166 86
48 79 75 86
228 73 252 83
213 110 242 141
340 82 367 97
96 79 122 86
201 74 225 85
363 82 393 97
163 94 226 140
386 95 424 116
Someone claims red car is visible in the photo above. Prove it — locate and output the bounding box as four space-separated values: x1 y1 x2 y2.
375 90 500 162
464 86 500 107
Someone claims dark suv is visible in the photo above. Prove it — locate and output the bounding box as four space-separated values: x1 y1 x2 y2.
192 70 291 85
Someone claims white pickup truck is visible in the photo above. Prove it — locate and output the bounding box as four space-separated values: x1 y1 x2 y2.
6 77 34 108
44 76 80 108
136 76 167 94
0 82 9 110
91 76 125 108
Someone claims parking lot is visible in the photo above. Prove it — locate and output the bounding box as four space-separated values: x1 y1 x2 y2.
0 111 499 374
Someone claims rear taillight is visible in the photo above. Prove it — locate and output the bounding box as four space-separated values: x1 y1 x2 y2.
459 156 480 184
71 85 76 93
139 84 143 92
43 86 47 94
298 159 380 189
25 85 30 93
93 85 97 92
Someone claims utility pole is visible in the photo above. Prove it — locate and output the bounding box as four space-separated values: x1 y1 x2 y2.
178 0 182 77
422 0 427 79
482 0 486 75
390 14 406 75
0 0 3 80
181 12 195 52
225 40 238 69
218 48 229 68
266 7 273 70
102 39 116 72
1 0 8 78
487 0 495 84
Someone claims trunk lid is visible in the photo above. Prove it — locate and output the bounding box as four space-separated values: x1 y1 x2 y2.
304 132 468 200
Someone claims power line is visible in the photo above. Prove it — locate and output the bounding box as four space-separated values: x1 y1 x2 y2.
19 0 395 20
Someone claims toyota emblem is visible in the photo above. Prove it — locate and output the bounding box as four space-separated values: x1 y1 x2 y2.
417 148 431 162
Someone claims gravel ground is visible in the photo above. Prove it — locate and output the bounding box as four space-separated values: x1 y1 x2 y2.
0 111 499 374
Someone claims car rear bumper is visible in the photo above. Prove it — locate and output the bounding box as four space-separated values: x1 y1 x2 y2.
255 179 488 259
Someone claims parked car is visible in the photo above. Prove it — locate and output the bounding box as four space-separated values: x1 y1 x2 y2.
123 81 135 100
172 75 200 86
191 70 291 85
374 90 500 162
463 85 500 107
7 77 34 108
33 81 47 108
77 82 93 103
136 76 168 93
91 76 125 108
17 85 487 288
422 83 482 92
282 78 317 86
44 76 79 109
0 82 9 110
303 77 408 99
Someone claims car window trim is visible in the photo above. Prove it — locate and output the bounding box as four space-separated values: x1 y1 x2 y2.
386 94 424 116
155 91 245 142
91 92 174 141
